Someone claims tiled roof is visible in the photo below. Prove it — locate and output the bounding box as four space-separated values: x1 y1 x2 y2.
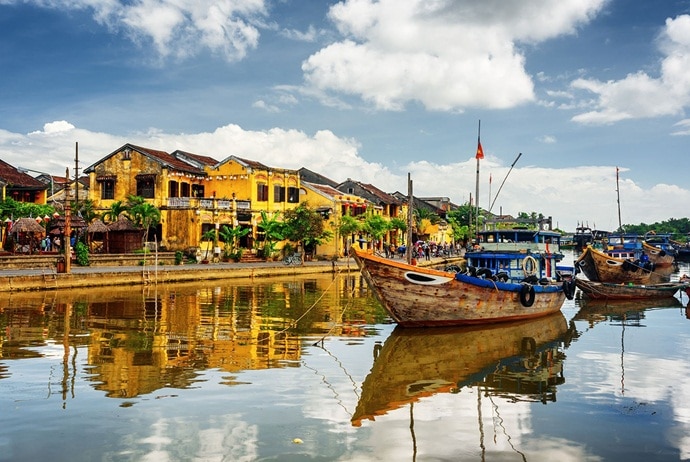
171 150 219 167
232 156 271 171
305 182 343 197
0 158 46 188
129 145 205 174
339 179 402 205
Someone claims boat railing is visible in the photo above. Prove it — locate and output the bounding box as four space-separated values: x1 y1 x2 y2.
479 242 554 253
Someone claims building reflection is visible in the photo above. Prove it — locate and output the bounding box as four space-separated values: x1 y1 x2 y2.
0 273 382 398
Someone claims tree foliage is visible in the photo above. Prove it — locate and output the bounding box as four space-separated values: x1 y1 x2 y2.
282 203 332 261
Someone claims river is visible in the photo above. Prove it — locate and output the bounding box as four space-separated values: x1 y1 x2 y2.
1 260 690 461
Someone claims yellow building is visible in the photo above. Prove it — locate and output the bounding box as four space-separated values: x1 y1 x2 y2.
84 144 302 256
300 181 371 258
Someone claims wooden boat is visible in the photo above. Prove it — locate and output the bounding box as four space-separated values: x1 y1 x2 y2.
575 278 688 300
351 312 570 426
575 245 673 285
642 240 675 267
351 247 570 327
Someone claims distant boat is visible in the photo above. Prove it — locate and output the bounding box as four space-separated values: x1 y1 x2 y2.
573 225 594 252
575 278 688 300
575 246 673 285
603 232 675 267
351 312 571 426
351 247 572 327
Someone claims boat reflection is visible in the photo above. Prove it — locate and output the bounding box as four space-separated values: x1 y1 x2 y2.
352 312 574 426
572 295 684 327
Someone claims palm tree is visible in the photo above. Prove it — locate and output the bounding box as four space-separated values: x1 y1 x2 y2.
257 210 285 259
101 200 127 224
201 228 217 262
219 224 250 260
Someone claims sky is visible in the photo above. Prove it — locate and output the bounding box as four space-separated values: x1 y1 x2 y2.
1 0 690 232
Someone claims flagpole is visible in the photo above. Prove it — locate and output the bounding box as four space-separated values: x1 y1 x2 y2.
474 120 481 239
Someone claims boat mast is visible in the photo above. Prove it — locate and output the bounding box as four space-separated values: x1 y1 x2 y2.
616 166 623 232
406 172 414 264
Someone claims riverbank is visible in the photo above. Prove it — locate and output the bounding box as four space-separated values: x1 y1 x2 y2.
0 254 464 292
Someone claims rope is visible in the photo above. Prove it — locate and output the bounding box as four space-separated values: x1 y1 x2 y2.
253 265 349 344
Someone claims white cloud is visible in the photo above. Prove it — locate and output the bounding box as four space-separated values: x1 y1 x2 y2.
10 0 268 62
571 15 690 125
672 118 690 135
300 0 606 111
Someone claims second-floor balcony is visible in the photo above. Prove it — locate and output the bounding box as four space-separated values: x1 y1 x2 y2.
167 197 251 211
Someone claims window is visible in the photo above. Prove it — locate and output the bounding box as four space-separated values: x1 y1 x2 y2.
101 180 115 200
136 177 155 198
180 182 190 197
274 185 285 202
257 183 268 202
287 187 299 203
168 181 179 198
191 184 205 198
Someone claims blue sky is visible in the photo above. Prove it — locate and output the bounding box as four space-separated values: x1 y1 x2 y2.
1 0 690 232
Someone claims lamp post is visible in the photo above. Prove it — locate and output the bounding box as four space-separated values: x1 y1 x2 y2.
18 167 54 201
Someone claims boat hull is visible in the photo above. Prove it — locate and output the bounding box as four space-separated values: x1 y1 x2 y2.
575 246 672 284
642 241 675 267
575 278 687 300
352 249 566 327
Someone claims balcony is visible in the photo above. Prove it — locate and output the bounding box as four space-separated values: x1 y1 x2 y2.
167 197 251 210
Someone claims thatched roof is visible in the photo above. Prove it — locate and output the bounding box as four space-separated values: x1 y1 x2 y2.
87 219 109 233
107 215 139 231
49 215 87 230
12 217 45 234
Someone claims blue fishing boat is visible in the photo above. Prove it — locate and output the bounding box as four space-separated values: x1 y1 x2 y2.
465 221 575 299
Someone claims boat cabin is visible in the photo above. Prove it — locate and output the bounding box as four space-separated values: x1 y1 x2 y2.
468 228 568 284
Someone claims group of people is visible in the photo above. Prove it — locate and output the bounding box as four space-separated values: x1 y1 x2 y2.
381 241 463 260
39 235 61 252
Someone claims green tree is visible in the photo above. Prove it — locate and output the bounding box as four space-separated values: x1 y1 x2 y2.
257 210 285 259
363 215 390 250
219 224 250 260
0 198 54 222
74 198 98 225
413 207 440 237
101 200 127 223
201 228 217 262
335 214 361 255
282 203 332 263
126 195 161 246
388 216 407 245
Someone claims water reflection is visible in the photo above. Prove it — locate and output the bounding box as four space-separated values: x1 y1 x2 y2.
0 273 385 400
3 270 690 461
353 313 575 427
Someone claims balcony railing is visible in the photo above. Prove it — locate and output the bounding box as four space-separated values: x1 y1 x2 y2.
167 197 250 210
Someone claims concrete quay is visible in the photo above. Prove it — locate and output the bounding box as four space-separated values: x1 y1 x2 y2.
0 258 359 292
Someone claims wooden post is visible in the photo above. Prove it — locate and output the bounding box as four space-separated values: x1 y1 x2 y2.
64 167 71 273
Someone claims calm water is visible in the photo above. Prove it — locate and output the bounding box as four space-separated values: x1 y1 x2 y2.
2 260 690 462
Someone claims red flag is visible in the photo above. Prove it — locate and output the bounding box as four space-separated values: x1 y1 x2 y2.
476 140 484 159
